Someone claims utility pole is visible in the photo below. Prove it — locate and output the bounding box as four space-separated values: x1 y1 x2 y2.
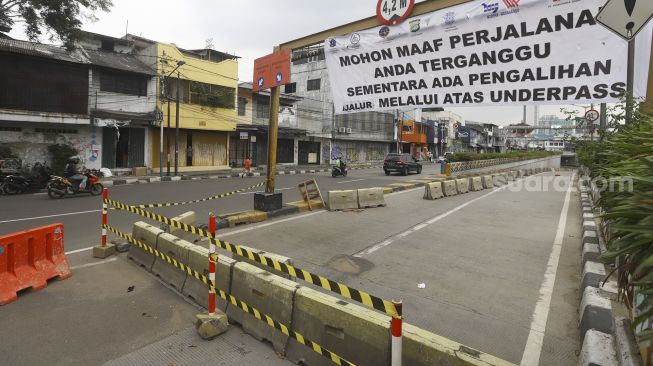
331 103 335 164
626 34 636 124
600 103 607 138
162 60 184 176
159 76 164 178
265 86 280 193
167 97 171 176
174 71 180 176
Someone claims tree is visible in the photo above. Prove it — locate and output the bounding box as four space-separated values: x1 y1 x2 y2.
0 0 112 49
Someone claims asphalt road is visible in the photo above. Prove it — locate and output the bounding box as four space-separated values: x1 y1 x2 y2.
0 165 434 250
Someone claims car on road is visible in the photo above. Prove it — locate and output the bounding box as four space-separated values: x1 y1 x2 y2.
383 153 422 176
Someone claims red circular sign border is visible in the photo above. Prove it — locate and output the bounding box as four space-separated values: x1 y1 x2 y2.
376 0 416 26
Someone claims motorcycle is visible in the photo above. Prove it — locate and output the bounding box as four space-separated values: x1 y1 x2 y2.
46 171 104 199
331 164 348 178
2 162 53 195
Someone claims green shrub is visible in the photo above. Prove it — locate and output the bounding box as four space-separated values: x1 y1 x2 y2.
47 144 79 175
448 151 558 162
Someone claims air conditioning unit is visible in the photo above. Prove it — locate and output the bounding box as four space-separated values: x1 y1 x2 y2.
338 127 346 133
346 128 352 134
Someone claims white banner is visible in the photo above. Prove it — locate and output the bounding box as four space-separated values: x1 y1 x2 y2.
325 0 652 114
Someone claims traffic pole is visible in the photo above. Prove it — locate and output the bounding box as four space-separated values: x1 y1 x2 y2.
102 188 108 247
391 299 403 366
208 213 217 316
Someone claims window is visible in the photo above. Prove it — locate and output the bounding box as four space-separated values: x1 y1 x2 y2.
238 97 247 116
189 81 236 109
35 128 78 134
0 127 22 132
402 125 413 132
307 79 321 91
101 40 115 51
292 47 325 65
284 83 297 94
100 71 148 96
256 95 270 119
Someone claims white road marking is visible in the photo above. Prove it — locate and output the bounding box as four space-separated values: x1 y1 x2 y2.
71 257 118 270
0 210 101 224
520 172 575 366
65 247 94 255
354 173 548 257
336 179 365 184
32 192 48 196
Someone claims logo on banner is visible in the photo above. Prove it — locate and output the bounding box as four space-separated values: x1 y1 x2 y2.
350 33 361 48
482 2 499 15
328 38 337 48
379 26 390 38
444 12 456 26
501 0 519 9
409 19 421 32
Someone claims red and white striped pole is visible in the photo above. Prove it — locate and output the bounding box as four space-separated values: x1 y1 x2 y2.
391 299 403 366
208 213 217 316
101 187 108 247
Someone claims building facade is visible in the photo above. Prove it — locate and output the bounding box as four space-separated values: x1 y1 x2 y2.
0 34 156 172
128 34 239 172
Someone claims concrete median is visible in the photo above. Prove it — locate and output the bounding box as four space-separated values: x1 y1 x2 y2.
166 211 196 242
470 177 484 192
182 245 235 312
443 180 458 197
424 182 445 200
226 262 300 355
286 286 392 366
151 233 192 292
130 222 164 271
456 178 470 194
482 175 494 189
357 188 386 208
328 190 359 211
229 245 294 280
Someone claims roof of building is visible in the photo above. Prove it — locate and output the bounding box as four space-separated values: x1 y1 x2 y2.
82 47 155 75
0 37 85 64
0 37 154 75
125 33 239 61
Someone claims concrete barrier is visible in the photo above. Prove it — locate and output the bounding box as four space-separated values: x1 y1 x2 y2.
328 190 359 211
456 178 470 194
226 262 300 355
182 245 235 312
151 233 191 292
286 287 391 366
231 245 294 280
130 222 164 270
506 171 516 181
470 177 484 191
166 211 196 242
403 323 511 366
423 182 445 200
482 175 494 189
357 188 386 208
493 174 508 187
443 180 458 196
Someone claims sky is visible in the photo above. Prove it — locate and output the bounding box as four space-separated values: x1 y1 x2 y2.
8 0 594 125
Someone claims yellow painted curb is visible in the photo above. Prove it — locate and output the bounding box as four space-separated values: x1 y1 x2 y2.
287 200 325 212
224 210 268 227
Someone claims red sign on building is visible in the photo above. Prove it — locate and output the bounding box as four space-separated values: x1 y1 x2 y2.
253 49 291 92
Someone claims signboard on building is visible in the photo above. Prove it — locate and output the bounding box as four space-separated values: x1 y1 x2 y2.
325 0 653 114
240 132 249 140
253 49 291 91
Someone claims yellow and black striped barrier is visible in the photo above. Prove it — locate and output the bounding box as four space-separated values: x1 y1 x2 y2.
103 223 355 366
105 197 399 319
134 181 265 208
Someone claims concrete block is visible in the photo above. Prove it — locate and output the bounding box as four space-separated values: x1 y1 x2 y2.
583 220 597 232
357 188 386 208
482 175 494 189
582 261 607 290
493 174 508 186
130 222 164 271
402 323 507 366
195 312 229 340
226 262 299 355
423 182 444 200
93 244 116 259
228 245 294 280
151 233 192 292
286 287 391 366
582 243 601 265
470 177 484 191
456 178 470 194
580 287 613 341
584 230 599 245
328 190 359 211
579 330 617 366
164 211 196 243
182 245 235 312
506 171 516 181
442 180 458 197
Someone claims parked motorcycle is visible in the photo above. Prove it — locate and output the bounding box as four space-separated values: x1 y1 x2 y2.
46 171 104 199
331 164 348 178
2 162 53 195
